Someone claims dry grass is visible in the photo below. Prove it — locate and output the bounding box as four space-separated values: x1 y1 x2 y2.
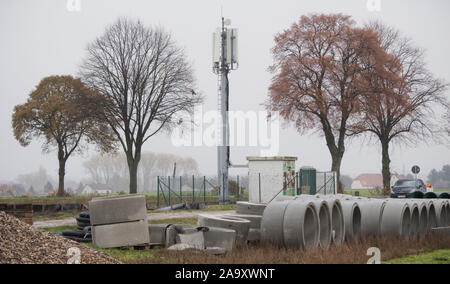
125 234 450 264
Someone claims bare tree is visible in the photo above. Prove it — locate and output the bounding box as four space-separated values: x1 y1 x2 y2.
80 18 202 194
351 22 449 193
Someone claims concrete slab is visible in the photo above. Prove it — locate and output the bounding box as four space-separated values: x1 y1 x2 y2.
203 227 236 252
223 214 262 229
198 214 250 245
92 220 150 249
89 195 147 226
236 202 266 216
178 231 205 250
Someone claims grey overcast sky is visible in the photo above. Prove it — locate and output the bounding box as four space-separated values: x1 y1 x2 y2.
1 0 449 183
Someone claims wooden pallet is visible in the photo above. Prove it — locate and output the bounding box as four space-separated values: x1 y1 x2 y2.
0 203 34 225
120 244 152 251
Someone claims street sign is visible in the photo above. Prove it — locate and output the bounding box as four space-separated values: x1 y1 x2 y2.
411 165 420 175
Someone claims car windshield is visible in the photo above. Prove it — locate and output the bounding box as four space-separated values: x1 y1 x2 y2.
394 180 416 187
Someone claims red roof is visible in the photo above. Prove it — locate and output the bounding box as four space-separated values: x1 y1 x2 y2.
354 174 383 187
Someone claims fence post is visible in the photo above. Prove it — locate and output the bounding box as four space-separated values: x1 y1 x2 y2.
324 173 326 196
192 175 195 202
203 176 206 203
157 176 160 207
168 176 171 206
237 175 240 201
259 173 262 203
180 176 182 202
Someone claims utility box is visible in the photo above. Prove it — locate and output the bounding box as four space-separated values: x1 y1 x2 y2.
298 167 317 195
247 157 297 204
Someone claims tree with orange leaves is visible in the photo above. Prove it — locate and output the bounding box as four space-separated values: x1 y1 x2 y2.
267 14 387 192
12 76 116 197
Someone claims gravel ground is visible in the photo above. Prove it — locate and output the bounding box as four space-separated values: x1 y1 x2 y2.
33 210 236 228
0 211 120 264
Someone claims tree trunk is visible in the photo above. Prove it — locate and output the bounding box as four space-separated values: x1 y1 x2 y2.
57 149 66 197
331 153 344 194
128 160 138 194
381 139 391 195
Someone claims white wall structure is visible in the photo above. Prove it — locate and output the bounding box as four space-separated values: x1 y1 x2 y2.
247 157 297 204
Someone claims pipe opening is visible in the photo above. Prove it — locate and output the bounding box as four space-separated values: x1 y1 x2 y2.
303 206 319 249
352 206 361 238
428 204 437 229
318 205 331 248
331 204 344 244
401 207 411 238
418 206 428 235
410 207 419 237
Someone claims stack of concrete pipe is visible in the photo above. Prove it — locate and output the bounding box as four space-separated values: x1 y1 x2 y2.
260 195 450 249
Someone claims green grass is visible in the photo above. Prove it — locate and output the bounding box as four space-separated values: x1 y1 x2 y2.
148 204 236 214
148 217 198 226
33 211 80 221
41 225 78 233
344 189 386 197
384 249 450 264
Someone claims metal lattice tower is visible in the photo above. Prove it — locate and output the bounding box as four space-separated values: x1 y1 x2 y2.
213 17 238 204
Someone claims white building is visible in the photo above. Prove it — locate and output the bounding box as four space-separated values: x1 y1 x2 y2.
81 184 113 195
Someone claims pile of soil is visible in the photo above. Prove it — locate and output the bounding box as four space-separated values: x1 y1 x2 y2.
0 211 120 264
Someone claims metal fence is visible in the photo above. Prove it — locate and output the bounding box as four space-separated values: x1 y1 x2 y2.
156 175 248 207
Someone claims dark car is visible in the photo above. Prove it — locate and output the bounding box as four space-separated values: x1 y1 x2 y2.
390 179 427 198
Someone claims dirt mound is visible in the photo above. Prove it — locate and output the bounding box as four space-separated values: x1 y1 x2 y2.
0 211 120 264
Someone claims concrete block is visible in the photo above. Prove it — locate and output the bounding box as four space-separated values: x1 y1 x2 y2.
165 225 195 247
178 231 205 249
205 247 227 255
89 195 147 226
168 243 198 251
198 214 250 245
236 202 266 216
203 227 236 252
148 224 168 245
92 220 150 248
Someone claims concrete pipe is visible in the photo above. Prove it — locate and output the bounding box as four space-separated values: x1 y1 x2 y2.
417 202 429 237
236 202 266 216
427 202 438 230
318 197 345 245
294 196 332 248
380 201 410 238
260 201 291 247
339 200 362 241
408 202 420 237
224 214 262 229
295 195 345 244
445 201 450 227
432 199 447 227
197 214 251 245
294 195 344 244
282 200 319 249
357 199 387 237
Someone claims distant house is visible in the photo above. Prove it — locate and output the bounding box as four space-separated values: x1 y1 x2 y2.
351 174 402 190
0 184 15 196
81 184 113 195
